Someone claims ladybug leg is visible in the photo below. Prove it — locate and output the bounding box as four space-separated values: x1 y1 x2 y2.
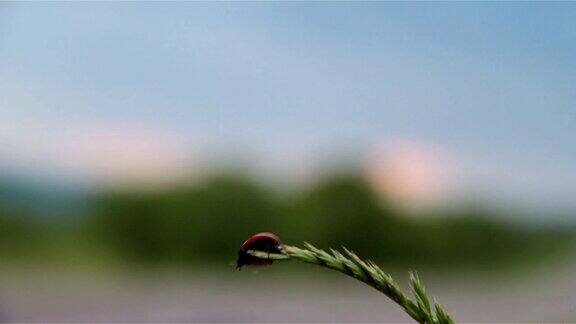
266 243 274 265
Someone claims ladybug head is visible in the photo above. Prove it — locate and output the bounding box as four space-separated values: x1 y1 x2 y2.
235 249 250 270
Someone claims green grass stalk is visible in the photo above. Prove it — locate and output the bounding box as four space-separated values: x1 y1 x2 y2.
248 243 454 324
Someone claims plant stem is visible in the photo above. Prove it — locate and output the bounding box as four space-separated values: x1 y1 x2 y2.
247 243 454 324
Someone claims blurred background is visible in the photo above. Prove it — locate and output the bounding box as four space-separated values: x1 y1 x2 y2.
0 2 575 322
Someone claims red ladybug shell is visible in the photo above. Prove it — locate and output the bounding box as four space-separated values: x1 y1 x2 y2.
236 232 283 269
240 232 282 251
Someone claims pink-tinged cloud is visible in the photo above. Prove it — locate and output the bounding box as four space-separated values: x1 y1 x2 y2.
0 119 196 189
364 140 458 209
56 121 195 188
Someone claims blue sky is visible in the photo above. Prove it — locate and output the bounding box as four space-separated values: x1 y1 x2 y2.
0 3 575 212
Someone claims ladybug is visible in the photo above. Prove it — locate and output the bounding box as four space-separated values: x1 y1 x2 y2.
236 232 283 270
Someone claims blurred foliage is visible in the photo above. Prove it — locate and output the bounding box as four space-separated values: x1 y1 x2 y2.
0 170 574 269
0 202 42 259
281 174 403 258
94 174 282 263
90 171 576 268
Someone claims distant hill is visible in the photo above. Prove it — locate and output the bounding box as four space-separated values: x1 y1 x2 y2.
0 173 88 218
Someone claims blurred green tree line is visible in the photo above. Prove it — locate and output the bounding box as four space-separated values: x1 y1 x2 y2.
90 172 575 268
0 171 574 268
